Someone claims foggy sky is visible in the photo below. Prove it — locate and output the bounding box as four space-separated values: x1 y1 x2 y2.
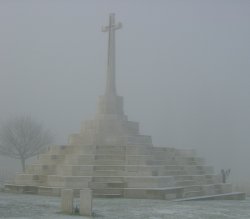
0 0 250 182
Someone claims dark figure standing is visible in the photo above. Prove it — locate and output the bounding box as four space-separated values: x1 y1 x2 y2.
221 169 231 183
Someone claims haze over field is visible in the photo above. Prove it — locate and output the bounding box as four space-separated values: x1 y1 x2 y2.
0 0 249 184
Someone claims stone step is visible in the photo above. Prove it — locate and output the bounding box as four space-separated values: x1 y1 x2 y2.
47 176 92 188
94 160 126 165
92 188 124 195
26 164 57 175
174 175 194 181
66 154 202 161
125 176 175 188
25 164 212 177
89 181 126 189
60 170 193 178
183 190 205 198
57 165 93 176
95 145 125 150
95 146 126 152
125 146 178 155
93 193 123 198
181 183 232 197
125 170 186 176
175 192 246 201
38 154 65 165
176 180 195 186
124 187 184 200
95 150 125 155
92 176 124 182
183 185 203 193
71 145 96 154
15 174 47 186
63 154 205 166
144 160 184 165
69 145 178 155
162 170 187 176
46 175 65 187
60 164 210 172
47 145 74 155
94 154 125 160
174 174 220 183
65 155 126 165
93 165 125 171
93 170 124 176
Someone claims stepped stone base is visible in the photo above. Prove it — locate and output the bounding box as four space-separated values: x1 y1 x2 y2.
4 144 245 201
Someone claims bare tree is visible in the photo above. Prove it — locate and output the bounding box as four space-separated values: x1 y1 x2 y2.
0 116 53 172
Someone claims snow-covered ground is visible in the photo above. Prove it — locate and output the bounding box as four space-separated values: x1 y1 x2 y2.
0 192 250 219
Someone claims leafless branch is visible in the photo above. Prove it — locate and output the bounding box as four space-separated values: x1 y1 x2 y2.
0 115 53 171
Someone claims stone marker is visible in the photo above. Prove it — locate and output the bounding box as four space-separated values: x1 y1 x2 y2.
80 189 92 216
61 189 73 214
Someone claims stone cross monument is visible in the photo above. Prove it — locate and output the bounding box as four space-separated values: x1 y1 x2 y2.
102 13 122 96
98 13 124 116
6 14 245 201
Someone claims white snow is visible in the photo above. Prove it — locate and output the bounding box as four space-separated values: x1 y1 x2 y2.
0 192 249 218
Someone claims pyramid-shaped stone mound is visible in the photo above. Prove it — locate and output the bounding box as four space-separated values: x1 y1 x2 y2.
5 14 244 200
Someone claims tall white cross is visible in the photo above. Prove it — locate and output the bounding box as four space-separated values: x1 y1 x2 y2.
102 13 122 96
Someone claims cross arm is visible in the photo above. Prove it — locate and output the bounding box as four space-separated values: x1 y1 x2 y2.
102 22 122 32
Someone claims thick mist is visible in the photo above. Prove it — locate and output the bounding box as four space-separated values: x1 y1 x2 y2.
0 0 250 184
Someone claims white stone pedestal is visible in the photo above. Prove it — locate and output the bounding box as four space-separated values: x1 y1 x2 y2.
61 189 73 214
80 189 92 216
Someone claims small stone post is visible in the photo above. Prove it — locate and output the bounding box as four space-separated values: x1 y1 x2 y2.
80 189 92 216
61 189 73 214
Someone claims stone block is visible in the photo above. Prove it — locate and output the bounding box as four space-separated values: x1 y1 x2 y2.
80 189 92 216
47 175 65 187
38 186 61 196
64 176 92 188
61 189 73 214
